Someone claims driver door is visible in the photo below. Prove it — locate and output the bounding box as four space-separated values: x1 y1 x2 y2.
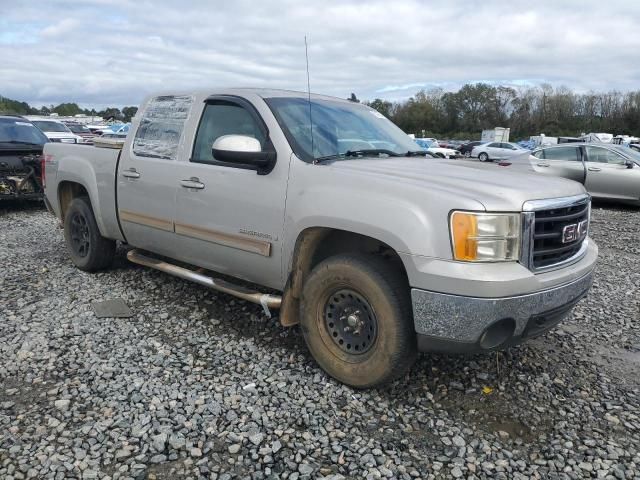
584 146 640 200
173 97 289 289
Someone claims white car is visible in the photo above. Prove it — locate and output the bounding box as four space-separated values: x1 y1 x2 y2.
27 118 84 144
414 138 460 159
471 141 527 162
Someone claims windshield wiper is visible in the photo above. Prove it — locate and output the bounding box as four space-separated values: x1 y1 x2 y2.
405 150 431 157
313 149 405 165
344 149 403 157
0 140 42 145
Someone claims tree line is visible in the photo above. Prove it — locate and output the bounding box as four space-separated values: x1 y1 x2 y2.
0 95 138 122
365 83 640 140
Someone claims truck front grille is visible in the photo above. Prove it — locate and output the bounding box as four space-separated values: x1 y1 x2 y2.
522 195 590 271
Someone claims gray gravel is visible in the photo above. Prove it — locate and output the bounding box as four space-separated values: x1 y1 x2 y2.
1 200 639 480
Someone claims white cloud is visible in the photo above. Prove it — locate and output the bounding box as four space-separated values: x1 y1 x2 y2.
1 0 639 108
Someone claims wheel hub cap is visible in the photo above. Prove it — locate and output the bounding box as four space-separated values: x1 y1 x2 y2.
324 289 377 355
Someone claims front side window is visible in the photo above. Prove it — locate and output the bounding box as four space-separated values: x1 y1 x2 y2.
133 95 193 160
265 97 419 161
192 102 266 163
586 146 625 165
543 146 580 162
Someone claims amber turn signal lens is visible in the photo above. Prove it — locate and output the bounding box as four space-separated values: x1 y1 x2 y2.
451 212 478 261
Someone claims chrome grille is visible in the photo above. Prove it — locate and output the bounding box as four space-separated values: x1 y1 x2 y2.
521 194 590 271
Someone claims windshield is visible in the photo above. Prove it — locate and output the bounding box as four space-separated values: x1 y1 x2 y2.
66 124 90 133
32 120 71 133
612 145 640 162
265 97 419 161
0 118 49 145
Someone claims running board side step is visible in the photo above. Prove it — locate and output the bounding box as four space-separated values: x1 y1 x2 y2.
126 249 282 315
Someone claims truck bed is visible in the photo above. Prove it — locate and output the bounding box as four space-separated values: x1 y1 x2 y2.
43 142 125 241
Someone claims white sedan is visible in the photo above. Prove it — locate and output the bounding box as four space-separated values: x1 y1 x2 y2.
471 142 528 162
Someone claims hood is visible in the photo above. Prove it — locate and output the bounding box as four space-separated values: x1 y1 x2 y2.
428 147 458 154
44 132 80 140
324 156 586 211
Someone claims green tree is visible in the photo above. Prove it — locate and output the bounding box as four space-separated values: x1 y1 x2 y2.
122 106 138 122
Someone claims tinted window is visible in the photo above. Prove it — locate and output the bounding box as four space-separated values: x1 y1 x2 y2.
586 146 625 165
0 118 49 145
488 142 501 148
532 150 544 159
133 95 193 160
501 143 515 149
543 146 580 161
192 103 266 163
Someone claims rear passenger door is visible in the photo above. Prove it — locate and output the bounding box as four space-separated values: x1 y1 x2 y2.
117 95 194 256
584 146 640 200
532 146 585 183
173 96 289 290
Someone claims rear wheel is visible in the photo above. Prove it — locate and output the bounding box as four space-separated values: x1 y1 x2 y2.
300 253 417 388
478 152 489 162
63 196 115 271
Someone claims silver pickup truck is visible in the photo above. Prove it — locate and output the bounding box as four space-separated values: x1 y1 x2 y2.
43 89 598 387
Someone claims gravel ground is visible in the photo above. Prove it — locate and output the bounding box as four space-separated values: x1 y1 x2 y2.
1 200 638 480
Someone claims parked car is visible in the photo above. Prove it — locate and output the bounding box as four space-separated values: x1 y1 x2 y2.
27 118 84 144
43 88 597 387
0 115 48 200
472 142 528 162
64 122 95 142
101 123 131 139
459 141 483 157
531 143 640 205
414 138 460 158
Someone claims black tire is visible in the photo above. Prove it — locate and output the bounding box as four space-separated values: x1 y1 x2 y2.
464 151 471 158
63 196 115 272
478 152 489 162
300 254 417 388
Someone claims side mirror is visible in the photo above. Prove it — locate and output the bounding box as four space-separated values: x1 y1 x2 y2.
212 135 276 174
625 160 634 169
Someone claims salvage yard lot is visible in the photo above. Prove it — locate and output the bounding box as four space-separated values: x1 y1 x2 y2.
1 203 639 480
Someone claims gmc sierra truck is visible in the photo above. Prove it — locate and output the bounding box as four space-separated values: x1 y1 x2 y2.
43 89 598 387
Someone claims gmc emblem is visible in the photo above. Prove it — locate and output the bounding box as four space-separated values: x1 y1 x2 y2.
562 220 588 243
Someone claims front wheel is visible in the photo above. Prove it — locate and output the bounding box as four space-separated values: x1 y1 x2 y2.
478 152 489 162
300 254 417 388
63 196 115 272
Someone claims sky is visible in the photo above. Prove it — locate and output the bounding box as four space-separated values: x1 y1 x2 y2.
1 0 639 109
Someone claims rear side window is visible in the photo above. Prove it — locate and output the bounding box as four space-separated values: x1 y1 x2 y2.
192 102 266 164
133 95 193 160
543 146 580 161
488 142 500 148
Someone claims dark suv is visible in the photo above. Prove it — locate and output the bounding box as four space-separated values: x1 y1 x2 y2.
459 141 483 157
0 115 49 200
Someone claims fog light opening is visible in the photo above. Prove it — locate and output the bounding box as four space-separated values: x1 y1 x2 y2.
479 318 515 350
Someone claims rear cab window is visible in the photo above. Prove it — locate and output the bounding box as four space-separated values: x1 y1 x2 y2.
132 95 194 160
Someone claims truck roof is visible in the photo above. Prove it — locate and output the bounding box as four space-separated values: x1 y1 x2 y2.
140 88 354 105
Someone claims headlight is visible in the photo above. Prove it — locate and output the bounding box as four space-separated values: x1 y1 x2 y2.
450 211 521 262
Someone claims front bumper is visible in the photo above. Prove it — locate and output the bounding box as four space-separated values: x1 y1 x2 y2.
412 268 595 354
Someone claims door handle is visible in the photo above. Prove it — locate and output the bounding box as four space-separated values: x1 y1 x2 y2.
122 168 140 179
588 167 601 172
537 162 550 167
180 178 205 190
